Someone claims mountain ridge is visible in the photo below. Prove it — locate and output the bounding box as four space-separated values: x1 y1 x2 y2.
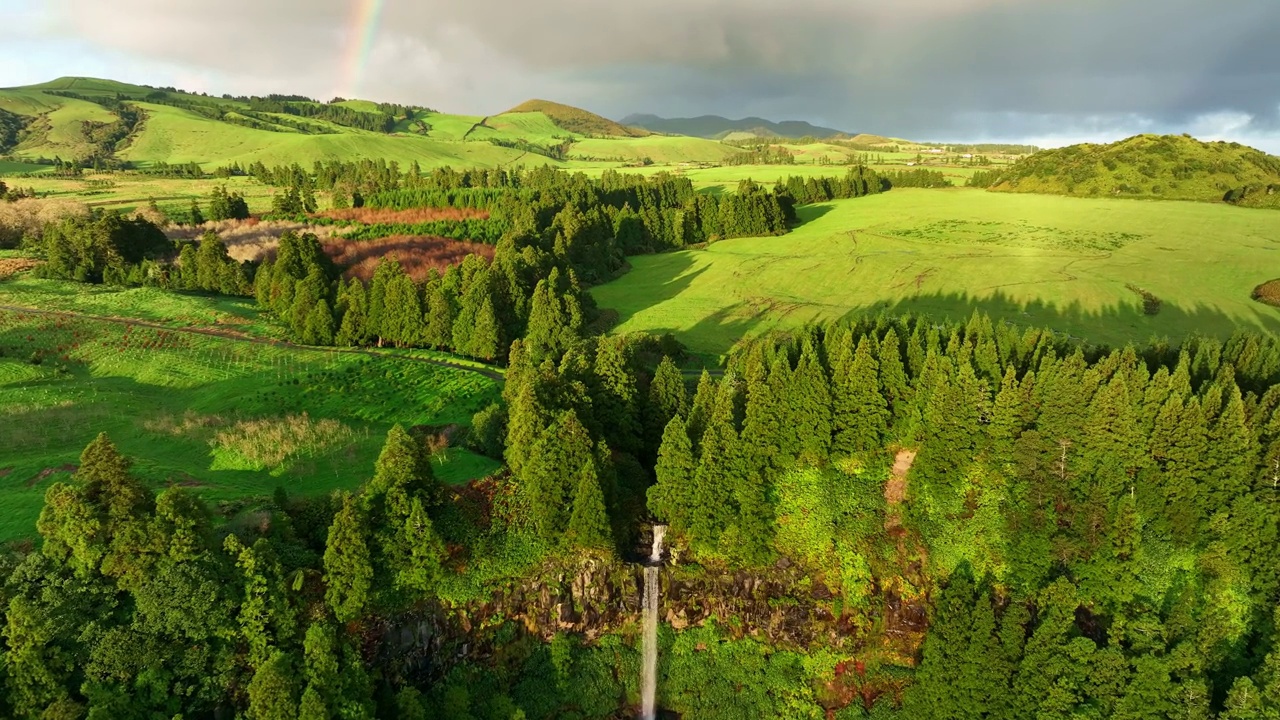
620 113 849 140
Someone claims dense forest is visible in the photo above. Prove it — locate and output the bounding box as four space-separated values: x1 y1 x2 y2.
6 312 1280 717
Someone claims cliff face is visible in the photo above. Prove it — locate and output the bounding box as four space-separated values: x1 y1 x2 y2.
373 554 928 685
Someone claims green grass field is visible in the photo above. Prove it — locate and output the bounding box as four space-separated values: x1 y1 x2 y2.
0 279 503 540
568 136 740 164
0 160 52 176
14 173 282 214
592 188 1280 355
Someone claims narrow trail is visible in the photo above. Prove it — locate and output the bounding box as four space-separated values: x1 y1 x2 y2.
0 303 505 381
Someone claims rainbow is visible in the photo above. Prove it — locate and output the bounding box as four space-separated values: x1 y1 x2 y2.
339 0 387 99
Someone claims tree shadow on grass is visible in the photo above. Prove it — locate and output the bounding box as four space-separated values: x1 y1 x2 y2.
794 202 837 225
836 289 1280 350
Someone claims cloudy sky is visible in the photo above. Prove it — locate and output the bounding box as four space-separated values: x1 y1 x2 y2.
5 0 1280 151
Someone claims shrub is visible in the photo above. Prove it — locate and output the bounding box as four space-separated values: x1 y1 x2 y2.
1251 279 1280 308
1125 283 1163 315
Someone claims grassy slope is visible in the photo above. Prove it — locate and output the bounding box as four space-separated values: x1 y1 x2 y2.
989 134 1280 201
592 188 1280 355
0 278 502 540
506 99 646 138
117 102 537 168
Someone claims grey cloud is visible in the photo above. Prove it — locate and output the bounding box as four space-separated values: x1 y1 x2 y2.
24 0 1280 148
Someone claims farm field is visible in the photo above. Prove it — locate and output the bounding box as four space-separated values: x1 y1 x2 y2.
0 283 503 541
592 188 1280 355
1 172 283 215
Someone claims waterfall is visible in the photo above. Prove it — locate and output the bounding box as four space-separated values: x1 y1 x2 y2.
640 525 666 720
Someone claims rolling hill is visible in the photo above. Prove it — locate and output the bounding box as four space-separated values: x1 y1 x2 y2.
620 113 849 139
983 134 1280 204
0 77 739 171
506 99 647 138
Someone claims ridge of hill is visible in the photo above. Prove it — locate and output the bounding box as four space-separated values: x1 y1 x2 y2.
983 133 1280 204
620 113 849 140
0 77 744 170
504 99 647 138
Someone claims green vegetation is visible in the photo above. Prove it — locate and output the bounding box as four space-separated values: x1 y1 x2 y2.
6 75 1280 720
981 133 1280 202
594 188 1280 355
0 301 498 540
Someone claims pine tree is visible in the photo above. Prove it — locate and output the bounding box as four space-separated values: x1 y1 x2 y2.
790 340 833 460
335 278 369 347
303 299 335 346
686 370 716 450
323 493 373 623
423 275 456 350
381 269 423 347
765 354 799 468
1203 385 1257 517
649 416 695 536
395 497 446 594
645 356 688 452
740 357 781 477
189 199 204 226
593 337 640 454
990 365 1022 462
522 411 595 540
567 460 613 554
369 424 435 499
832 335 888 455
468 295 503 361
688 380 742 552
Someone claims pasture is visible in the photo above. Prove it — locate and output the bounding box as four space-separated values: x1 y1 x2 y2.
0 287 502 541
592 188 1280 355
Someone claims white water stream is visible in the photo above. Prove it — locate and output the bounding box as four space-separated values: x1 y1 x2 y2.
640 525 666 720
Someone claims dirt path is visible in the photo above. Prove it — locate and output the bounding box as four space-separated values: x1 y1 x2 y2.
885 449 916 531
0 303 505 381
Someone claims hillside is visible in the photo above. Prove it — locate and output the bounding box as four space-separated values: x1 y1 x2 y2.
620 113 848 139
983 134 1280 203
505 99 647 137
0 78 757 171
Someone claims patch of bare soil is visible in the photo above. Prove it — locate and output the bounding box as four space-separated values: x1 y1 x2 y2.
0 258 40 280
886 449 916 506
27 464 77 487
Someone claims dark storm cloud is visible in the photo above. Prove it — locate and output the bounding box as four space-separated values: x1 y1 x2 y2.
27 0 1280 148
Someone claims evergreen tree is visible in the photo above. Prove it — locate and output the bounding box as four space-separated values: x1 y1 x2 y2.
649 416 696 536
395 497 446 594
423 274 456 350
686 370 716 450
645 356 689 452
790 340 833 460
592 337 640 455
567 460 613 554
335 278 369 346
522 411 595 540
323 494 373 623
832 335 889 455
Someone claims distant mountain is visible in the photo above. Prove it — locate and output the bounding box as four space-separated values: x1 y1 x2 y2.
984 134 1280 205
506 99 648 138
620 113 849 140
